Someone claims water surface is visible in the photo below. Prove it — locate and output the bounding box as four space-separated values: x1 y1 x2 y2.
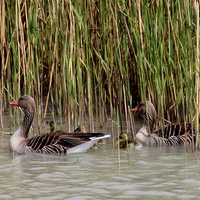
0 118 200 199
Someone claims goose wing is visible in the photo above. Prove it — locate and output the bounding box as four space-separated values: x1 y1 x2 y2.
26 132 106 153
153 123 196 145
57 132 106 148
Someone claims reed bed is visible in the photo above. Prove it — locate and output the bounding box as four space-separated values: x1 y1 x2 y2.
0 0 199 145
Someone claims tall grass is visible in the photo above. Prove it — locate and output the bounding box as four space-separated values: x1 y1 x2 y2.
194 0 199 148
0 0 199 144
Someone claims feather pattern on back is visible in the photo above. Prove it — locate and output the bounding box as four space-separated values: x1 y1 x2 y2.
132 101 196 146
9 95 110 154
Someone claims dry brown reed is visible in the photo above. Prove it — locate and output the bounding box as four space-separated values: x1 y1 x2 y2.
0 0 199 146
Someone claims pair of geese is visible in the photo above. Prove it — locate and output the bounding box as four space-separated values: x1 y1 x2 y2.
9 95 196 155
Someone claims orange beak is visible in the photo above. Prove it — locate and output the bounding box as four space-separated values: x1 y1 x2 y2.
10 99 19 106
131 106 138 112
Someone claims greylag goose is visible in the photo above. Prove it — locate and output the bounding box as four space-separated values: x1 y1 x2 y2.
132 101 196 146
9 95 110 154
116 133 142 149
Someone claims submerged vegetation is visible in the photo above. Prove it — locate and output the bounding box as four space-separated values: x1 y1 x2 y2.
0 1 199 146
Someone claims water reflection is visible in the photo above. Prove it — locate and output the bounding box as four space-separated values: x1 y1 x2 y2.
1 124 200 199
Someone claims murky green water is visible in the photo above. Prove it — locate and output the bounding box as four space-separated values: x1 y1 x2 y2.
0 117 200 199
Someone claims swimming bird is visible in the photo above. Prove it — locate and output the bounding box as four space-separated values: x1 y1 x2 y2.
116 133 142 149
74 125 87 133
132 101 196 146
9 95 110 154
46 120 56 133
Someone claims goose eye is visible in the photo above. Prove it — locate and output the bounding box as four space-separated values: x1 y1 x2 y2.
19 97 24 101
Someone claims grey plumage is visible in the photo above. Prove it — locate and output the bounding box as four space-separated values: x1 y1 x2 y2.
9 95 110 154
132 101 196 146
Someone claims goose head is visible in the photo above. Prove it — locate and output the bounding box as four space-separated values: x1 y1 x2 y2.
10 95 36 113
10 95 36 138
132 101 156 132
9 95 36 153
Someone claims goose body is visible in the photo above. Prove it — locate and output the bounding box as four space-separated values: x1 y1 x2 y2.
47 122 100 149
46 121 105 149
132 101 196 146
9 95 110 154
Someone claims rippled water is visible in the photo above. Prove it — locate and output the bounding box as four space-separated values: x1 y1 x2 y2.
0 119 200 199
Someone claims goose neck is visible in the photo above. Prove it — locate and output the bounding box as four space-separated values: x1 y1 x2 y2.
20 109 34 138
135 125 150 145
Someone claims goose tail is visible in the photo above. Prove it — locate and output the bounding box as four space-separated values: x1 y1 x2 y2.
67 134 110 154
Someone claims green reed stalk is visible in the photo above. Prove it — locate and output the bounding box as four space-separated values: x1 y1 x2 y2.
0 0 197 149
194 1 199 148
116 107 121 168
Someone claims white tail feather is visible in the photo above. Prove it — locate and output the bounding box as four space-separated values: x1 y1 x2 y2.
67 135 110 154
